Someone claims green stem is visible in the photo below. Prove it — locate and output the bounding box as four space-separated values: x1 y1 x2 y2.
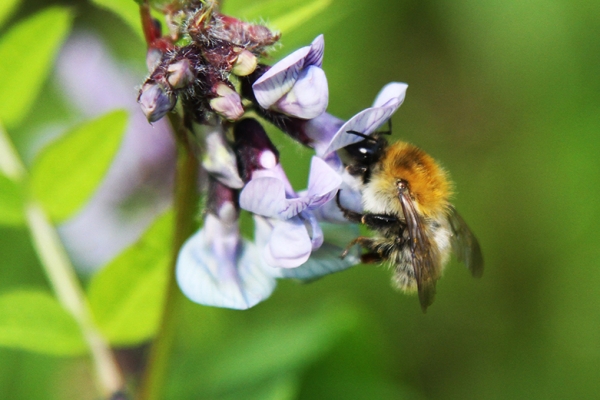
0 122 123 398
137 113 200 400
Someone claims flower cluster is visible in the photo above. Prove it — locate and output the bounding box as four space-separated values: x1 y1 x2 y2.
139 2 408 309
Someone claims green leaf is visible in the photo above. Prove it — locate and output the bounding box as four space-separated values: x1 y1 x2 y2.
271 0 333 35
0 174 24 226
0 7 73 129
0 290 86 356
203 305 359 393
91 0 144 41
0 0 20 28
230 0 333 34
30 110 128 222
87 212 172 346
217 374 300 400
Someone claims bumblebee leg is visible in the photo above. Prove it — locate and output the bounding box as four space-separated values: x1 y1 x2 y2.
360 252 384 264
361 213 402 230
335 191 364 223
340 236 376 259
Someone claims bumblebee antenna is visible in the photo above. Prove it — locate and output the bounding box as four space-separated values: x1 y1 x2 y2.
347 130 378 142
380 119 392 136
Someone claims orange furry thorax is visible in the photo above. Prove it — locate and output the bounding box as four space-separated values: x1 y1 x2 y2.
376 142 452 217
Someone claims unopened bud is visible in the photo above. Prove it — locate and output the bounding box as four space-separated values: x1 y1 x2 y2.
232 50 258 76
209 83 244 121
138 82 176 123
167 59 194 89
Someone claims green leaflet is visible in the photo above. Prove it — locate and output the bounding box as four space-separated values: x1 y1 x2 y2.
91 0 144 41
0 0 20 28
30 110 128 222
0 7 73 129
190 305 359 395
0 290 86 356
0 174 24 226
87 212 172 346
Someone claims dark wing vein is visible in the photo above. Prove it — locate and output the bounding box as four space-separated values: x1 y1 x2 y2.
400 192 440 312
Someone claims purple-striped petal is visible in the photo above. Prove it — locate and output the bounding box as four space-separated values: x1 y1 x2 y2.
272 65 328 119
304 34 325 68
252 46 310 109
319 82 408 156
305 156 342 209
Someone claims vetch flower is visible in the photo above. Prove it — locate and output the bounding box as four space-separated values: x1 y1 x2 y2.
252 35 328 119
176 177 276 310
233 119 341 268
318 82 408 156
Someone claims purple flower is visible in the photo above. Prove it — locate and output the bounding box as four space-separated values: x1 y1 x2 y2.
176 178 276 310
317 82 408 156
252 35 328 119
234 119 342 268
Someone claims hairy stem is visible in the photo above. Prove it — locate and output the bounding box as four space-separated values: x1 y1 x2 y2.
137 113 200 400
0 122 124 398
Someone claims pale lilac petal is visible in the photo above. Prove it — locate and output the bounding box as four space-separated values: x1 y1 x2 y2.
305 156 342 209
302 211 324 250
372 82 408 108
263 217 312 268
303 113 344 156
252 45 310 108
176 214 276 309
320 82 408 156
312 179 364 223
272 66 328 119
305 34 325 67
239 177 289 218
276 223 361 280
202 129 244 189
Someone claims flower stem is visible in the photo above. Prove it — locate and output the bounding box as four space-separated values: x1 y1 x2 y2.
0 123 124 398
137 113 200 400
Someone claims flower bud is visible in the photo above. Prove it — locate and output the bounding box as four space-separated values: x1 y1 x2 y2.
167 59 194 89
209 83 244 121
138 82 176 123
232 49 258 76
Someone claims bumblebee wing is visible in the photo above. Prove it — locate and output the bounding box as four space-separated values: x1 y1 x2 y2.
447 206 484 278
400 192 440 312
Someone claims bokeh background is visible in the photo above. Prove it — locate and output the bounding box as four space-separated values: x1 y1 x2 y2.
2 0 600 399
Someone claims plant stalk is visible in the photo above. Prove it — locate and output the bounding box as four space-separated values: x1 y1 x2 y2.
0 122 124 399
137 112 200 400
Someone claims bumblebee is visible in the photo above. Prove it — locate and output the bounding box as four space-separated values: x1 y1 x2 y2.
337 131 483 312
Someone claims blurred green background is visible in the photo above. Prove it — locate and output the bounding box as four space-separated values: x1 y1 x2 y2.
2 0 600 399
